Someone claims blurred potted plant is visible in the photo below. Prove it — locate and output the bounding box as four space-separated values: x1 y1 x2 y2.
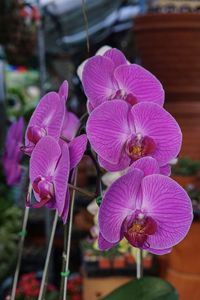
0 195 22 284
171 157 200 188
4 272 58 300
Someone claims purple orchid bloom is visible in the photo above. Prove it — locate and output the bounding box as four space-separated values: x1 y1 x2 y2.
86 100 182 172
28 134 87 223
82 48 164 111
22 90 65 155
3 118 24 186
58 80 80 141
98 157 193 254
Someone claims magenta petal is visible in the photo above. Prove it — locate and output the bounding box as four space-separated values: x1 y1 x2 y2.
30 136 61 183
103 48 127 68
86 100 94 113
69 134 87 170
114 64 165 106
98 154 130 172
82 55 116 109
143 246 172 255
98 233 116 250
61 188 70 224
131 102 182 166
99 169 144 243
141 175 193 250
26 92 65 147
160 164 171 176
86 100 131 164
128 157 160 176
62 112 80 141
54 142 70 216
58 80 68 102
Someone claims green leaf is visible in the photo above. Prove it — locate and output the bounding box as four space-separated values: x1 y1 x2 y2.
101 277 178 300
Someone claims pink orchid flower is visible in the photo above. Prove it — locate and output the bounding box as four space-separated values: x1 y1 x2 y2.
22 91 65 155
3 118 24 186
87 100 182 172
28 135 87 223
22 80 80 155
98 157 193 254
81 47 164 112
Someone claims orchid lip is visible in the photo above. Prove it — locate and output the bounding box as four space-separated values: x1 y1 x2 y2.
125 134 156 161
32 175 55 205
110 89 138 105
27 125 47 144
124 212 157 248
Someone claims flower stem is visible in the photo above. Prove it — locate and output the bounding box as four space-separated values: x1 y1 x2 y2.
81 0 90 54
136 249 143 279
38 211 58 300
62 170 77 300
68 183 96 199
11 206 29 300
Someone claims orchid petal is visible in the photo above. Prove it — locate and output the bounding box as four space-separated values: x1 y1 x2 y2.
141 174 193 250
54 142 70 216
104 48 127 67
128 157 160 176
99 169 144 243
86 100 131 164
62 111 80 141
82 55 116 108
98 154 130 172
131 102 182 166
98 233 116 251
115 64 165 106
143 246 172 255
30 136 61 183
25 92 64 147
61 188 70 224
58 80 68 102
69 134 87 170
160 164 171 176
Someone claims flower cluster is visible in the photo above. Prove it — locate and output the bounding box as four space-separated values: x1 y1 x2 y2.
23 81 87 223
14 272 57 299
3 117 24 186
79 47 193 255
22 46 193 254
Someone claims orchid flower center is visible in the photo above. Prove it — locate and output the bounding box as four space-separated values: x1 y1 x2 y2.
111 89 138 105
124 212 157 248
32 176 54 202
27 125 47 144
125 133 156 160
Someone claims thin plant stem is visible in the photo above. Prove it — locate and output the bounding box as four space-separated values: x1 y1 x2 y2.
136 249 143 279
59 222 68 300
81 0 90 54
11 206 30 300
38 211 59 300
68 183 96 199
63 170 78 300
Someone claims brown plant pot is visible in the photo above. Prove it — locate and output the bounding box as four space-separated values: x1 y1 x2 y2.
172 175 198 188
158 222 200 300
112 256 125 269
134 13 200 102
98 257 111 269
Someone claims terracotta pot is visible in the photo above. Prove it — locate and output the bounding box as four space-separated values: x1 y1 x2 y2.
172 175 198 188
134 13 200 102
125 253 135 265
98 257 111 269
158 222 200 300
112 256 125 269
